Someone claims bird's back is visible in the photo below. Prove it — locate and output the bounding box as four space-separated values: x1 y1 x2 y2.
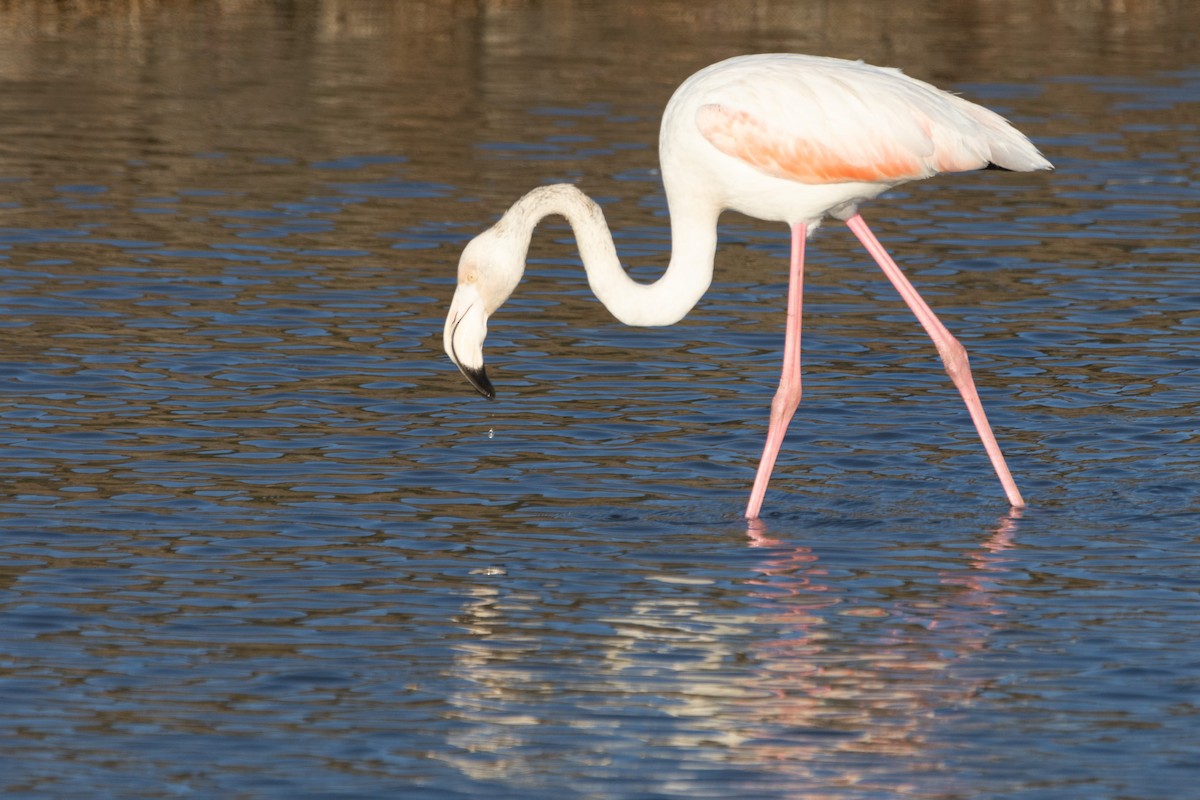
659 54 1051 222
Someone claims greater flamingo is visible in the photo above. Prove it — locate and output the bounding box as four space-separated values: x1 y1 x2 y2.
443 53 1051 519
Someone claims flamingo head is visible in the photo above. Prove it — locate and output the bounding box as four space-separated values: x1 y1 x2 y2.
443 226 527 399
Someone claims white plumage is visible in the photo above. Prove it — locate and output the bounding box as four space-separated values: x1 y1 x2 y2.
444 53 1051 518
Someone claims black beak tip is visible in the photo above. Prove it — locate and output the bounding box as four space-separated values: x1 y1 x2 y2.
463 365 496 400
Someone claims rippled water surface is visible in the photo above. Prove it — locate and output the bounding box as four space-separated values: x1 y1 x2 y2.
1 2 1198 798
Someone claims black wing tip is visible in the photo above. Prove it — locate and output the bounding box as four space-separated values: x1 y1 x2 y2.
984 161 1055 173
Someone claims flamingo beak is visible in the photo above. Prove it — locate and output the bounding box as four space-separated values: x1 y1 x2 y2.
444 282 496 400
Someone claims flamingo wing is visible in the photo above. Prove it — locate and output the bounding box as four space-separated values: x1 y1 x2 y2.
695 61 1032 185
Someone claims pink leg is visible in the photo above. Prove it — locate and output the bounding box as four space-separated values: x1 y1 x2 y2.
844 213 1025 508
746 222 806 520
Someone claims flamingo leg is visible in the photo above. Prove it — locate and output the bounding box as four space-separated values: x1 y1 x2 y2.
844 213 1025 508
746 222 807 520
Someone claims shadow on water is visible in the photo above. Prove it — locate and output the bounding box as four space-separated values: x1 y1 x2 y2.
429 509 1025 793
0 1 1198 798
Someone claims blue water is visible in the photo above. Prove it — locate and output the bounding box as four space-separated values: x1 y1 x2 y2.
0 4 1197 798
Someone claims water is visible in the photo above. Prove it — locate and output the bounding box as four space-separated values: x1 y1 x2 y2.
1 2 1198 798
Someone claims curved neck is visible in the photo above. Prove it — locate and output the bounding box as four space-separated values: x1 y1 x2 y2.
496 184 718 326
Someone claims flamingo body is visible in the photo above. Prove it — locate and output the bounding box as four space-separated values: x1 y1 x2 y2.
444 54 1051 518
660 55 1048 226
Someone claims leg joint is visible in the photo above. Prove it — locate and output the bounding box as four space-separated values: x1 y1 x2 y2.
936 335 971 382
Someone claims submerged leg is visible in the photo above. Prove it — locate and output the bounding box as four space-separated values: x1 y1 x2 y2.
746 222 807 520
844 213 1025 508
